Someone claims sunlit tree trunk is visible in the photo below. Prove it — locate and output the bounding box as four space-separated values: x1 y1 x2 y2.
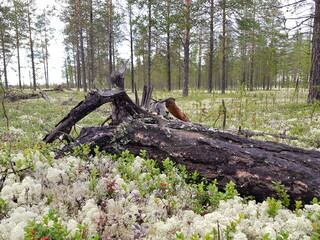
27 1 36 91
197 26 203 89
166 0 172 91
76 39 81 90
221 0 227 94
13 2 23 89
308 0 320 103
147 0 152 87
208 0 214 92
129 2 134 92
0 25 8 89
89 0 95 88
109 0 113 86
249 7 256 91
183 0 190 97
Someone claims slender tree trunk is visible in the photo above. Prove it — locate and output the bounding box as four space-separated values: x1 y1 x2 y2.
14 15 22 89
76 41 81 90
64 59 69 88
129 2 135 93
241 42 247 88
197 27 202 89
40 27 49 88
76 0 87 92
308 0 320 103
166 0 172 91
86 38 91 90
80 28 87 92
0 26 8 89
208 0 214 92
249 4 256 91
43 20 50 88
89 0 95 88
27 5 36 91
249 42 255 91
45 37 49 88
109 0 113 86
143 51 147 85
183 0 190 97
267 75 271 90
16 39 22 89
221 0 227 94
147 0 152 87
72 46 78 89
41 37 48 87
178 51 182 90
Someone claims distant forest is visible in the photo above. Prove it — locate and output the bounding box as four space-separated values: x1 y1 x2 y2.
1 0 320 102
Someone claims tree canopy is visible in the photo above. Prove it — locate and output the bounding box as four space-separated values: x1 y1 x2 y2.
0 0 318 101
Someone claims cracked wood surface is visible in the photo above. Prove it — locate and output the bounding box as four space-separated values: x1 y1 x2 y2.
46 89 320 205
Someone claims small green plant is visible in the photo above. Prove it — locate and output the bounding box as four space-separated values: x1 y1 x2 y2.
46 194 54 205
223 181 239 200
70 143 92 161
203 228 220 240
261 233 272 240
311 198 320 205
115 150 137 181
175 232 185 239
189 233 201 240
88 167 98 191
272 181 290 207
24 209 71 240
276 230 290 240
293 200 303 216
24 209 98 240
225 214 243 240
266 197 282 218
0 198 8 220
311 212 320 240
310 99 320 122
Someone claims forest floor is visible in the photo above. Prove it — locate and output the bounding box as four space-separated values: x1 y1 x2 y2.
0 87 319 240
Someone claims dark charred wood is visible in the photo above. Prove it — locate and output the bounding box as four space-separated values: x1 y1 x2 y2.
45 89 320 205
140 85 154 108
110 60 128 89
43 89 127 143
226 128 299 141
5 93 39 102
53 85 64 91
58 116 320 205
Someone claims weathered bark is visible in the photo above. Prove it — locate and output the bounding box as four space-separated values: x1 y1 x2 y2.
308 0 320 103
76 0 87 92
147 0 152 87
44 89 320 205
197 27 203 89
108 0 113 86
71 120 320 204
183 0 190 97
129 2 134 93
27 5 36 91
5 93 40 102
221 0 227 93
166 0 172 92
13 2 22 89
208 0 214 93
43 89 126 143
89 0 95 88
0 23 8 90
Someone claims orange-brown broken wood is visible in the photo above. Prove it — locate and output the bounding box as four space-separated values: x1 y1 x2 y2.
165 98 190 122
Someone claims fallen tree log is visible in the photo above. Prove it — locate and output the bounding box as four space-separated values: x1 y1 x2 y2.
43 88 320 205
5 93 39 102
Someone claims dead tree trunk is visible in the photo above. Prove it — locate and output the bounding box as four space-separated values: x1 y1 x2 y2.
43 89 320 205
